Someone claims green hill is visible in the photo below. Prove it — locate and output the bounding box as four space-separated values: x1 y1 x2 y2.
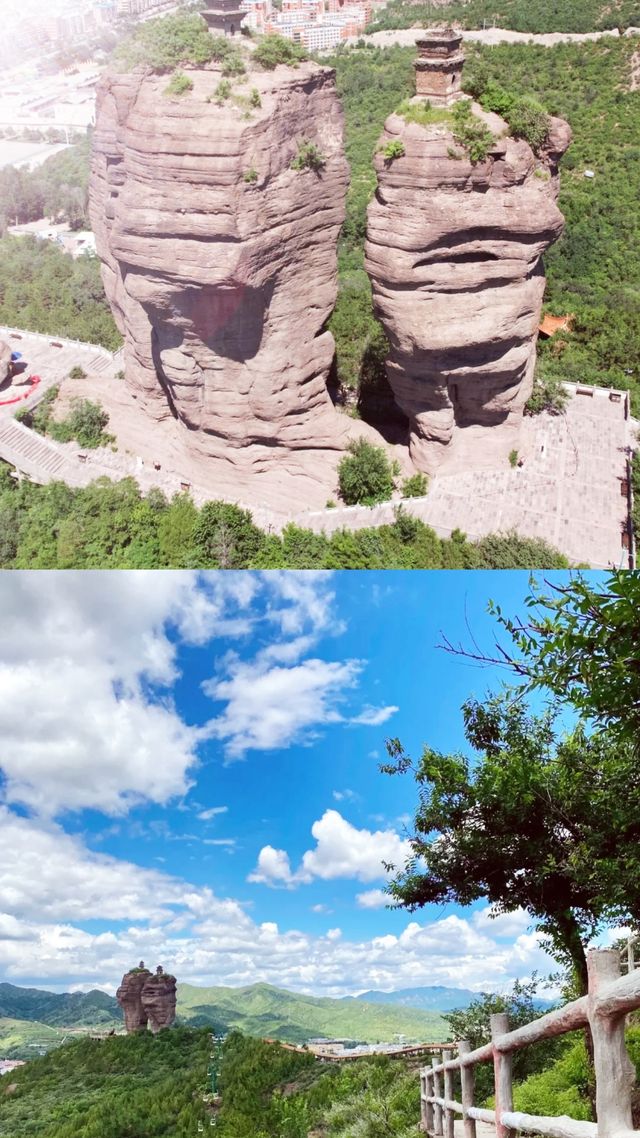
176 981 448 1043
0 984 121 1029
0 1026 211 1138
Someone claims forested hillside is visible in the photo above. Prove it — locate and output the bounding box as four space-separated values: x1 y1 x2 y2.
369 0 640 34
0 1028 211 1137
176 981 448 1043
0 984 121 1029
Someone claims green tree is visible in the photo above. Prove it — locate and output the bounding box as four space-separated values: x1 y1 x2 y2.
193 501 265 568
338 439 395 505
381 702 640 994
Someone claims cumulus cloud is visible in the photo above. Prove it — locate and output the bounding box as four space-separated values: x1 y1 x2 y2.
356 889 396 910
0 573 257 816
248 810 412 888
349 706 399 727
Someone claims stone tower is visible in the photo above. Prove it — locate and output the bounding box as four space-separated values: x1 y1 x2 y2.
202 0 245 36
413 26 465 106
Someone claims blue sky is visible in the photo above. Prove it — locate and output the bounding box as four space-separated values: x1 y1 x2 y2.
0 571 606 998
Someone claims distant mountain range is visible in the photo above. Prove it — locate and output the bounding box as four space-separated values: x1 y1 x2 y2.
347 986 478 1012
0 980 452 1056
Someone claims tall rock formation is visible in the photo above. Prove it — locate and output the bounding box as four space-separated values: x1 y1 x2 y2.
116 963 151 1032
141 967 177 1034
365 80 571 473
89 57 350 471
117 963 176 1033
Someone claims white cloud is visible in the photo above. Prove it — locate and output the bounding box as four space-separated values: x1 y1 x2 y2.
349 706 399 727
333 789 356 802
248 810 412 888
204 658 363 759
198 807 229 821
356 889 396 910
326 928 342 941
0 573 257 816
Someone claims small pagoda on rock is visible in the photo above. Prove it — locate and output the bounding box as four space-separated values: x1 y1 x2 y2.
202 0 245 36
413 26 465 106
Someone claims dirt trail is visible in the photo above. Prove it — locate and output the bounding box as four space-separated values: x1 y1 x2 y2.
359 26 639 48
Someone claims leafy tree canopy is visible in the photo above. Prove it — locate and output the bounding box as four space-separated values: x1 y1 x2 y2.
382 700 640 993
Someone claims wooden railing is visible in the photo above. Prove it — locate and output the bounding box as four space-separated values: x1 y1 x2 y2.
420 948 640 1138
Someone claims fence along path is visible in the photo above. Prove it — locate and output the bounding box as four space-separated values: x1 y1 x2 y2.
420 947 640 1138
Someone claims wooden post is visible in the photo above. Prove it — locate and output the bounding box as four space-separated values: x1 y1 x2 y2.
490 1013 515 1138
458 1040 476 1138
587 949 636 1138
442 1050 454 1138
425 1068 434 1133
627 937 635 974
432 1057 443 1137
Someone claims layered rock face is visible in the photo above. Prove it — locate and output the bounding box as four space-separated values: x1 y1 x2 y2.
90 60 349 467
117 964 176 1033
141 969 177 1034
365 106 571 473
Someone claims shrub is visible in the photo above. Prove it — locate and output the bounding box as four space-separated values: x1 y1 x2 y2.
114 13 218 72
380 139 405 162
509 448 519 467
401 471 428 498
396 97 453 128
192 501 265 568
214 79 232 103
525 372 570 416
68 365 86 379
338 438 395 505
243 167 258 184
253 34 308 70
221 52 246 77
249 87 262 107
452 99 495 163
291 139 326 172
507 96 551 152
480 80 515 117
631 449 640 541
163 71 193 97
49 398 113 449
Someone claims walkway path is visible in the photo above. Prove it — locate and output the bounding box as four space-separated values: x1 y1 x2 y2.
0 328 634 568
359 26 639 48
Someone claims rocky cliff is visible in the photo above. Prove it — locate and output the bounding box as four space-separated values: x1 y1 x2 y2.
89 57 351 472
116 964 176 1033
365 104 571 473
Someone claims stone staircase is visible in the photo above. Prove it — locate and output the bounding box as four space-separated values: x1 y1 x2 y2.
0 417 72 481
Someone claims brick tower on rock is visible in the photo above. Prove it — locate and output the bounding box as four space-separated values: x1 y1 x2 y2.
202 0 244 35
413 26 465 106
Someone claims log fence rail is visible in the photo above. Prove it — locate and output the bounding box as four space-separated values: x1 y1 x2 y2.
421 948 640 1138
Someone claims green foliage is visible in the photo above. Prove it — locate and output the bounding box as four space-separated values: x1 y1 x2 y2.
252 34 308 70
0 137 91 230
512 1037 594 1119
505 96 551 151
214 78 232 102
382 704 640 991
368 0 640 34
338 438 395 505
249 87 262 107
0 463 570 568
243 167 258 184
177 982 447 1044
631 450 640 541
114 12 218 72
290 139 326 172
68 365 86 380
396 97 453 127
48 399 113 450
444 980 565 1103
380 138 405 161
451 99 494 163
525 371 570 415
163 70 194 96
401 472 428 498
509 448 519 467
0 237 121 351
0 1026 211 1137
483 571 640 750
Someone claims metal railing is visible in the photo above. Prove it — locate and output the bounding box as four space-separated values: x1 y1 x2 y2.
420 948 640 1138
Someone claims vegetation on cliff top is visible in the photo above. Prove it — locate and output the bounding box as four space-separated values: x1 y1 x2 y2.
367 0 640 34
113 12 222 72
0 465 570 570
